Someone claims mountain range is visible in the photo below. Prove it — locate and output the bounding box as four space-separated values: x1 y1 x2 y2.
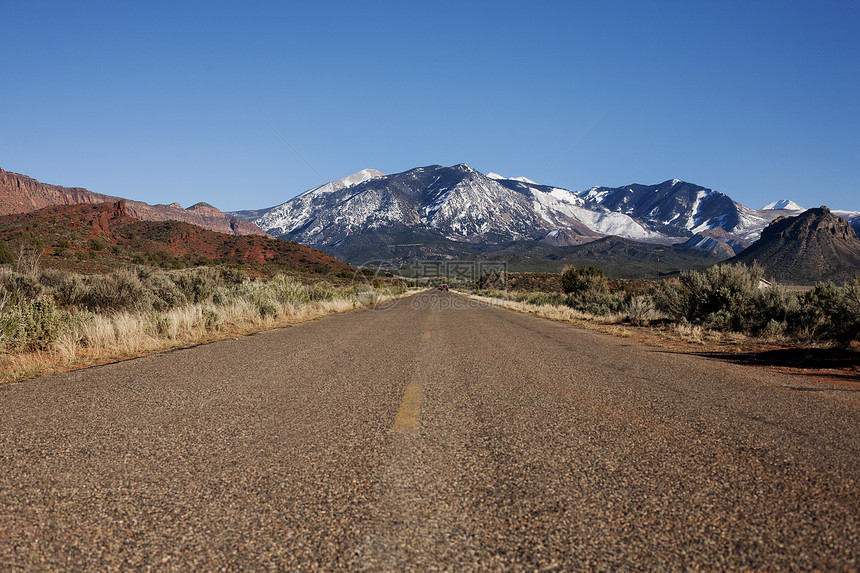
231 164 860 269
3 164 858 282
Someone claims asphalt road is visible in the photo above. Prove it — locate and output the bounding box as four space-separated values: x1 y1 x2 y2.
1 291 858 571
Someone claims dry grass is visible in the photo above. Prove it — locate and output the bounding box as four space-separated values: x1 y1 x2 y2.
0 285 418 384
467 291 743 350
674 322 705 344
469 293 626 325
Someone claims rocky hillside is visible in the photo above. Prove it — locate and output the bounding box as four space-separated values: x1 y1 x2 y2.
0 167 113 213
0 167 264 236
0 201 351 273
728 207 860 284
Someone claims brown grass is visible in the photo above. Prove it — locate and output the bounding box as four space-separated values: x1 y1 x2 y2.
1 288 417 384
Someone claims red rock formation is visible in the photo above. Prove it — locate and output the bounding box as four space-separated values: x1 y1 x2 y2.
0 167 113 214
0 167 265 236
0 201 351 272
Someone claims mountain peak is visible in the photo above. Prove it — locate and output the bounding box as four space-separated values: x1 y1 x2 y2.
333 169 384 188
729 206 860 283
453 163 480 174
762 199 804 211
486 172 538 185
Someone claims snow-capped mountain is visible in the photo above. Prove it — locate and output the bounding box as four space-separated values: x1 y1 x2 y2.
240 164 612 248
233 164 859 264
577 179 776 242
762 199 804 211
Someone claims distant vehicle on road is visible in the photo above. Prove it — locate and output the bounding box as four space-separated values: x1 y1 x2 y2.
439 284 449 291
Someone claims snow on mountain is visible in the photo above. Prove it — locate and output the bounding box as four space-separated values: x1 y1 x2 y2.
251 165 605 248
253 169 384 236
578 180 771 241
494 178 658 240
762 199 805 211
244 166 856 259
487 172 538 185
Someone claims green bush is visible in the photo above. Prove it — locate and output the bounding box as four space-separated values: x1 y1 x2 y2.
202 307 221 329
657 263 762 331
752 285 797 329
792 280 860 341
626 296 656 325
0 297 68 351
53 273 87 308
0 241 14 265
88 237 108 251
171 268 218 304
561 266 607 295
148 274 188 311
761 319 787 340
80 269 151 313
0 268 44 302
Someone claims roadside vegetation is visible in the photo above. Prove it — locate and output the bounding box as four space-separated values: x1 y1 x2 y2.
0 262 407 383
474 264 860 347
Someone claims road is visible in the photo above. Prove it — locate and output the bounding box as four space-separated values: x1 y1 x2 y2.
1 292 858 571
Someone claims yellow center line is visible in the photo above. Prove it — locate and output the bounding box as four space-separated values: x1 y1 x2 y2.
392 383 422 432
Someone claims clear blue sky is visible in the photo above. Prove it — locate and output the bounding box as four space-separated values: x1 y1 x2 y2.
3 0 859 212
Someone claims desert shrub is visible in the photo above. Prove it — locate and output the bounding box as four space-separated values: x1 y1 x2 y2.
752 285 797 329
561 266 607 295
171 268 218 304
656 263 762 331
148 274 188 311
88 237 108 251
792 281 860 341
217 266 246 285
703 309 734 331
0 297 68 351
80 269 151 313
0 268 44 302
0 241 14 265
257 297 279 318
626 296 656 325
233 280 282 318
522 292 552 306
841 279 860 342
760 319 788 341
563 288 627 316
154 314 171 336
308 283 338 301
52 273 87 308
38 268 72 289
201 307 221 330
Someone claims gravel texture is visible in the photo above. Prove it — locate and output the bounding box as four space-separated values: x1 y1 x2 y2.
1 292 858 571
